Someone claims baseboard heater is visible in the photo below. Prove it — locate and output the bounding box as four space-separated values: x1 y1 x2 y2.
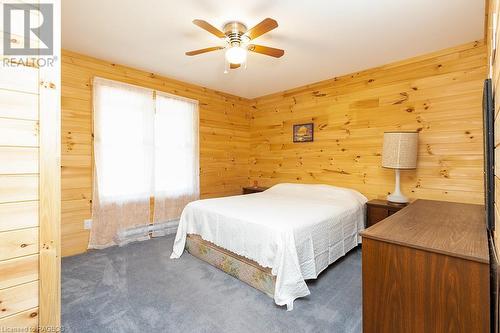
114 219 179 246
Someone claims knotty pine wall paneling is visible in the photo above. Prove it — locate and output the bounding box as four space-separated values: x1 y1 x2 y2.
0 60 41 329
63 41 487 257
61 50 251 256
249 41 486 204
0 0 61 329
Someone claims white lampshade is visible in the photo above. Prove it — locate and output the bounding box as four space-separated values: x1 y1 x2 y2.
382 132 418 169
225 46 247 64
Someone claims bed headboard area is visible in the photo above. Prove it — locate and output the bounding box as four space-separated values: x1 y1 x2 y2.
249 41 486 205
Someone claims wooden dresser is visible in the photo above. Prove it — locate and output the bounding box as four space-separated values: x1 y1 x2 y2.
361 200 490 333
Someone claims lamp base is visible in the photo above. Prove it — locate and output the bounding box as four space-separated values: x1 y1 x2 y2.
387 169 409 204
387 192 409 204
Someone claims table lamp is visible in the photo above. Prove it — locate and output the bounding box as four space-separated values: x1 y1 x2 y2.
382 131 418 203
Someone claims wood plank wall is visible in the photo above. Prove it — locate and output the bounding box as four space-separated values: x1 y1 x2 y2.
249 41 486 204
0 43 41 333
61 50 251 257
0 0 61 328
62 41 487 256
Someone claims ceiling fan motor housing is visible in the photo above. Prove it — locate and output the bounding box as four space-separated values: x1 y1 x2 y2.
223 21 248 47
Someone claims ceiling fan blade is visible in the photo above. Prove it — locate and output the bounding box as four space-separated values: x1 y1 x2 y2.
248 44 284 58
192 19 226 38
185 46 224 56
244 18 278 40
230 63 241 69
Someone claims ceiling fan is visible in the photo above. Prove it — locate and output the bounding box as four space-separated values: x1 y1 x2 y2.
185 18 284 72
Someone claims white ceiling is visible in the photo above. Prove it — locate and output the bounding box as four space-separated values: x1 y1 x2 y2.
62 0 485 99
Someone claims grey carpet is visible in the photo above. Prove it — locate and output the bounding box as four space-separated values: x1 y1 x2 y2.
62 234 362 333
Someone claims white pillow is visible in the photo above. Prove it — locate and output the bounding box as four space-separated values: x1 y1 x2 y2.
264 183 368 205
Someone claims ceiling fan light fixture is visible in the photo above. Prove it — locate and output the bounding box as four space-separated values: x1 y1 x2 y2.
225 46 247 65
187 18 283 71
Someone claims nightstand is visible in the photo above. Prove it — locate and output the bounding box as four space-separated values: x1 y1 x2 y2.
242 186 269 194
366 199 408 228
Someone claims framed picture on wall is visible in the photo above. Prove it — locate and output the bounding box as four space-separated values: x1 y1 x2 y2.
293 123 314 143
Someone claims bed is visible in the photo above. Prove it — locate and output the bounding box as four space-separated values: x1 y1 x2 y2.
171 183 367 310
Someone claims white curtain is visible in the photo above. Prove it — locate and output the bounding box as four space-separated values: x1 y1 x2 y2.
94 78 155 204
90 77 154 248
90 77 199 248
153 92 199 228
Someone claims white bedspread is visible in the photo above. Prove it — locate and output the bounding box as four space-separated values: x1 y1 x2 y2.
170 183 367 310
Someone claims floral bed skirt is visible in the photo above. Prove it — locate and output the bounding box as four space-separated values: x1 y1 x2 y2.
186 234 276 298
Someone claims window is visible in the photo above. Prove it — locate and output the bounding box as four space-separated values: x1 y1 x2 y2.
93 77 198 204
154 92 198 198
